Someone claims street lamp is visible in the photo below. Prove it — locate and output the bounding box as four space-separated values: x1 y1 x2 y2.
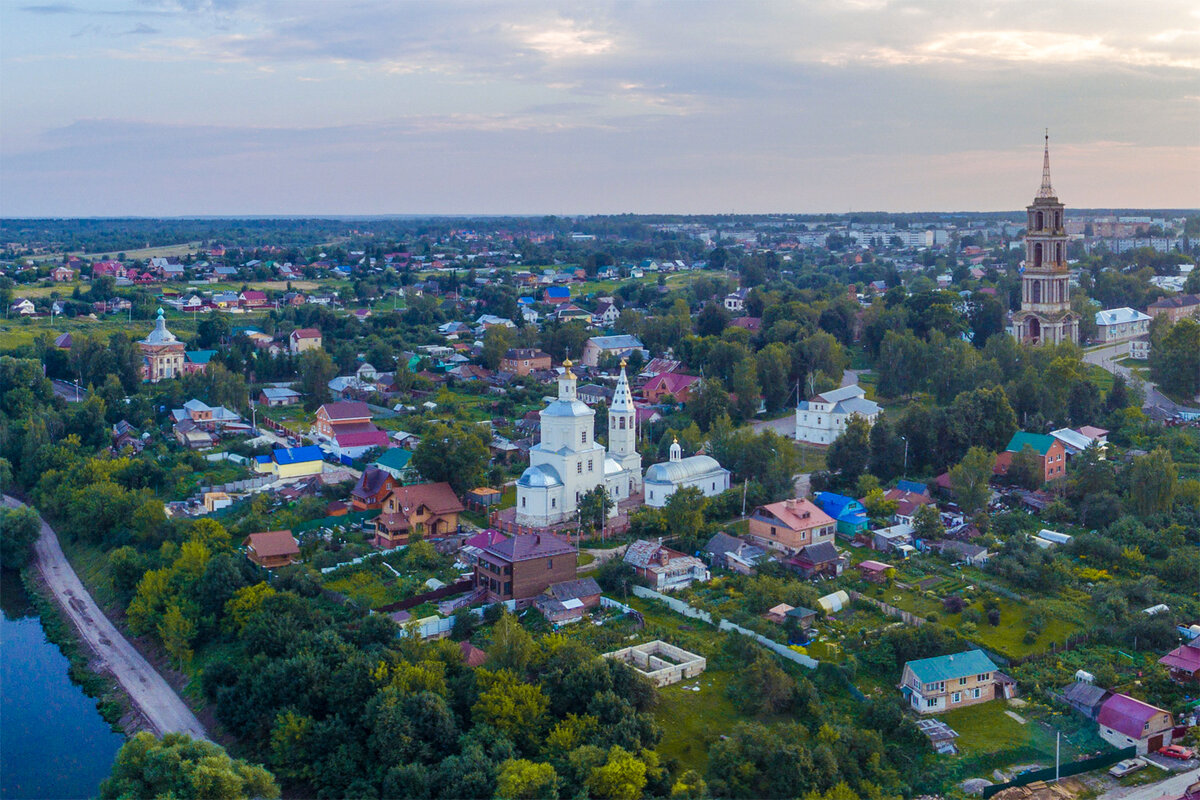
898 435 908 478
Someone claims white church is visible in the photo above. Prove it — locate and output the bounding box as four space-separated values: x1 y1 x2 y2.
644 438 731 508
515 360 643 528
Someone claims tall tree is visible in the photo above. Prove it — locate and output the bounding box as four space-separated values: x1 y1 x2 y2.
100 732 278 800
297 349 336 410
1127 447 1178 517
412 422 490 495
826 414 871 486
948 447 994 514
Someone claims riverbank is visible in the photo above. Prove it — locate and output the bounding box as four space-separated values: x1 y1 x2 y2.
18 568 134 733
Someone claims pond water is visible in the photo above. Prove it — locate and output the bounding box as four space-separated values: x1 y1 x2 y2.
1 572 125 800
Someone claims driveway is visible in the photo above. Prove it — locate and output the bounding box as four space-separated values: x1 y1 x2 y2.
3 495 209 740
1097 767 1199 800
1083 341 1183 416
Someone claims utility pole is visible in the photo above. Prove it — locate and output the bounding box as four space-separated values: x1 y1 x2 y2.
741 478 749 517
1054 731 1060 783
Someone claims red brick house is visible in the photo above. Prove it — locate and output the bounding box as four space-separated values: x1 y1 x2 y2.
350 467 398 511
642 372 700 403
315 401 372 438
500 348 552 376
473 533 576 603
994 432 1067 484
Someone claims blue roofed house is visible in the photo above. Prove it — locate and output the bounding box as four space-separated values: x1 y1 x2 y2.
544 286 570 304
183 350 217 374
815 492 869 537
254 445 324 479
900 650 1013 714
373 448 416 482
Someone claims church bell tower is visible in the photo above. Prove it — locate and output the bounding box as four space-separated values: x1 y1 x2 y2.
1012 132 1079 346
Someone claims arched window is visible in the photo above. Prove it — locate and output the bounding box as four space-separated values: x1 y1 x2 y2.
619 418 625 429
1033 242 1043 268
1031 282 1042 303
1036 211 1044 230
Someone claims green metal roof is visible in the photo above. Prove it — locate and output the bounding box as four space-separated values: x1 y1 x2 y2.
374 448 413 471
1005 431 1056 456
906 650 998 684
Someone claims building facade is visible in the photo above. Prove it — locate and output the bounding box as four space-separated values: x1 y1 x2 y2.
900 650 1007 715
795 385 880 445
515 361 640 527
1011 135 1079 346
138 309 187 382
474 533 577 602
1095 307 1151 343
643 439 730 507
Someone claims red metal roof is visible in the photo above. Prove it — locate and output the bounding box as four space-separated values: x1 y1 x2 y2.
1097 693 1168 740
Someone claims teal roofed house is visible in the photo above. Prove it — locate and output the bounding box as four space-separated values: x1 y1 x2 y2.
900 650 1012 714
1003 431 1056 455
374 448 416 482
184 350 217 374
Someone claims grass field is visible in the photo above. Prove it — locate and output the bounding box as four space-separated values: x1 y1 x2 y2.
654 668 741 773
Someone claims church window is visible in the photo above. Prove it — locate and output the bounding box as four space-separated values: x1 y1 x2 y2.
588 459 593 472
577 462 583 474
547 559 553 569
551 498 556 508
1036 211 1044 230
582 430 587 444
619 417 625 429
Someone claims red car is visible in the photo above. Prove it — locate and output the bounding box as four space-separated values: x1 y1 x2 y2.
1158 744 1196 760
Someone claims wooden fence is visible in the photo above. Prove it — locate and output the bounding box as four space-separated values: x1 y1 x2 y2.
849 590 928 627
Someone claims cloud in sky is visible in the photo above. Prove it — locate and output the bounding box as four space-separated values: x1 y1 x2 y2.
1 0 1198 215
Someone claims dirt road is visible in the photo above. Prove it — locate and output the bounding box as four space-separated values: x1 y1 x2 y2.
3 495 208 740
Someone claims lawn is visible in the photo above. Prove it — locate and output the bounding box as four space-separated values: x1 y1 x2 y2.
939 701 1030 755
654 668 741 774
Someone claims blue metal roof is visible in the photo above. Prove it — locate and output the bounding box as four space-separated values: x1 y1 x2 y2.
815 492 866 520
273 445 323 465
896 479 928 495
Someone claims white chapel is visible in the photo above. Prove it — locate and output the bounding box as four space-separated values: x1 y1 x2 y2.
515 360 642 528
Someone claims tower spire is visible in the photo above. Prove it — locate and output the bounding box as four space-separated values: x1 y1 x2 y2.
1037 129 1055 199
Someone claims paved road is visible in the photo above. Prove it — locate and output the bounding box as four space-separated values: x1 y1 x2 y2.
1097 767 1199 800
3 495 209 740
50 379 87 403
1083 342 1184 416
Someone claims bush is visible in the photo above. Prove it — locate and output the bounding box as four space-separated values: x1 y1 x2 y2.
962 608 982 625
1022 630 1037 644
986 608 1001 626
942 595 965 614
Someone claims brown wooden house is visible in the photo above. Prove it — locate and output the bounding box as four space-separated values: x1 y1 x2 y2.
373 482 465 548
244 530 300 568
473 533 576 603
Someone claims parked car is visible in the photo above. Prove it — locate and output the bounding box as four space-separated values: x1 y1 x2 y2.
1158 745 1196 760
1108 758 1147 777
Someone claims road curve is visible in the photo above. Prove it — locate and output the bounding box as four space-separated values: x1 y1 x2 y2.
4 495 208 740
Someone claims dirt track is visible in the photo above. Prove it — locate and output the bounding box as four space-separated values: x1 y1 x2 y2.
4 495 208 740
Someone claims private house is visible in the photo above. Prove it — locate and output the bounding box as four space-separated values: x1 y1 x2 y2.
1049 426 1109 459
623 539 710 591
138 309 186 382
789 541 843 579
900 650 1008 714
239 290 268 308
534 577 603 625
795 385 881 445
254 445 324 479
857 560 894 583
747 497 836 555
581 334 647 367
643 438 731 508
349 467 398 511
928 539 990 566
543 286 570 304
243 530 300 568
703 532 768 575
724 288 748 312
10 298 35 316
373 482 465 548
1159 643 1200 683
995 432 1067 484
1096 693 1177 754
1059 681 1112 721
373 448 416 482
872 524 915 555
882 485 934 526
1147 293 1200 324
51 266 75 281
258 386 301 407
458 529 508 568
814 492 870 537
501 348 552 376
641 372 700 404
183 350 216 375
315 401 389 457
1095 307 1151 343
473 533 577 603
289 327 322 354
593 300 620 327
577 384 614 405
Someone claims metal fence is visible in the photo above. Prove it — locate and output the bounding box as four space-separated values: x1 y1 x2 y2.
980 746 1136 798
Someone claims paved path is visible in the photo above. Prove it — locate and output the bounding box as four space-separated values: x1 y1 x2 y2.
1097 767 1199 800
4 495 208 740
1083 341 1184 416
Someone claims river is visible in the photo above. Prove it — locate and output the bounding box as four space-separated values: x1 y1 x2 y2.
1 572 125 800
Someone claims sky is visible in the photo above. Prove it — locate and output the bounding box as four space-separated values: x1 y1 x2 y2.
1 0 1198 216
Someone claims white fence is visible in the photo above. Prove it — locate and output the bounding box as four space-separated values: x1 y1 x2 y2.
632 586 818 669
